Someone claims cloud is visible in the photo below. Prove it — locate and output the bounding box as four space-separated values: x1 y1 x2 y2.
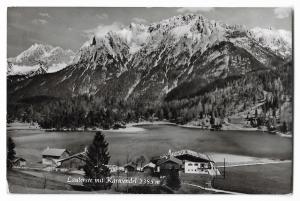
83 22 150 52
132 17 147 24
274 8 291 19
32 19 48 25
177 7 215 13
39 12 51 18
84 22 123 38
96 13 108 20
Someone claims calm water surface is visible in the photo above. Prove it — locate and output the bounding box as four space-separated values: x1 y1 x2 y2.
7 125 292 164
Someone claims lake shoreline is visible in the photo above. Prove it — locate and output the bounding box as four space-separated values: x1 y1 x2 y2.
127 121 292 138
7 120 292 138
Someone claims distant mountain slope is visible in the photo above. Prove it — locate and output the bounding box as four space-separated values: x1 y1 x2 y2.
7 43 75 76
250 27 292 58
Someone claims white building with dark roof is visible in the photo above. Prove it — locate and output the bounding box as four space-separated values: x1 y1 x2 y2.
162 149 220 176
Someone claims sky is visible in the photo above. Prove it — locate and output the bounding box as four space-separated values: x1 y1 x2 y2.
7 7 293 57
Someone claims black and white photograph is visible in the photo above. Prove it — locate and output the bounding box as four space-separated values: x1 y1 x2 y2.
6 6 293 194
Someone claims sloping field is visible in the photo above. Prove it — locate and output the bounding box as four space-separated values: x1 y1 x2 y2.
212 162 292 194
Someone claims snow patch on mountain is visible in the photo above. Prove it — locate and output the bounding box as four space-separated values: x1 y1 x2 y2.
125 77 141 100
8 43 75 76
250 27 292 57
47 63 69 73
7 64 40 76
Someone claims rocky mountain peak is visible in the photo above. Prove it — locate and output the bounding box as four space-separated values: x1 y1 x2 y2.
7 43 76 76
8 14 292 104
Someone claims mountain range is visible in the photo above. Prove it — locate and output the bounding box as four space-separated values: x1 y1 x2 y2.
7 43 75 76
8 14 292 117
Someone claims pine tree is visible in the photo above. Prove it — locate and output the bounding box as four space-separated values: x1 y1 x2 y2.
83 131 111 190
7 137 16 169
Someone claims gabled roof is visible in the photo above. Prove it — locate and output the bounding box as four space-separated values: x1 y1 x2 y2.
57 151 87 162
13 157 26 163
164 149 211 162
157 157 182 166
124 162 136 168
42 148 69 157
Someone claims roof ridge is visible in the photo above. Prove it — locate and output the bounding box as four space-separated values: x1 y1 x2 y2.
56 151 86 162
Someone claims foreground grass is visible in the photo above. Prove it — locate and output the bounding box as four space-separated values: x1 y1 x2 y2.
7 170 118 194
7 170 72 193
8 169 215 194
212 162 292 194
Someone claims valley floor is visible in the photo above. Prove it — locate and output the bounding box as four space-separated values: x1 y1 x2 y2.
7 122 292 194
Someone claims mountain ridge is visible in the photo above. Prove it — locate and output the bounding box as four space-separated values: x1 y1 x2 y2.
8 14 291 105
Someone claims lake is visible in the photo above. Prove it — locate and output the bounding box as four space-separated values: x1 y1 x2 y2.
7 124 292 166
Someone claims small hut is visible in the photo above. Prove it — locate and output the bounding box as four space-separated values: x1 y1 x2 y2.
42 147 70 166
12 157 26 167
124 162 136 173
157 157 182 176
142 162 156 175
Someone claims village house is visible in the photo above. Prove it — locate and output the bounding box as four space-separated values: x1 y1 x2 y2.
162 149 220 176
142 162 156 175
56 151 87 171
42 146 127 174
106 164 124 173
124 162 136 173
156 157 182 176
12 157 26 168
42 147 70 166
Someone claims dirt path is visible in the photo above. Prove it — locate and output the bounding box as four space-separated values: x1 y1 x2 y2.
217 160 292 168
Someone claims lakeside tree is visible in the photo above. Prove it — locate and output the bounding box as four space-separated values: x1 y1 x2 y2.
7 137 16 169
83 131 112 190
